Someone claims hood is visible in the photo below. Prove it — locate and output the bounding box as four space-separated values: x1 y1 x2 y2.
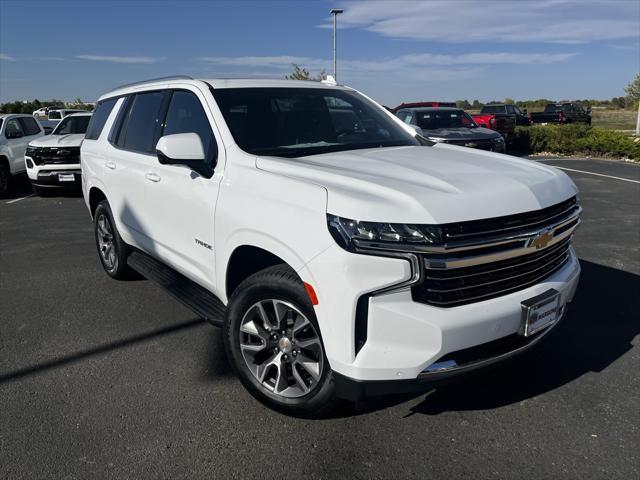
255 145 577 224
420 127 499 140
29 133 85 148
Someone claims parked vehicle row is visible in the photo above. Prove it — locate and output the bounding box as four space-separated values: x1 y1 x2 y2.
79 76 581 416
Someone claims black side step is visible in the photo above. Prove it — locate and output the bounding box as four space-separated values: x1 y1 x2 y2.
127 251 226 326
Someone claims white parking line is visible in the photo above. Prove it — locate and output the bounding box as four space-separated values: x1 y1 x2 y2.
543 165 640 184
6 194 35 204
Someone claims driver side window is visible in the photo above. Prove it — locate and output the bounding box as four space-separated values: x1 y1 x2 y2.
162 90 217 166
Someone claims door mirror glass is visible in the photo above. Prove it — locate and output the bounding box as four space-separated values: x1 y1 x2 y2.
156 133 212 178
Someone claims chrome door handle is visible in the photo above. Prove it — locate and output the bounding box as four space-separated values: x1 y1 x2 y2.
104 161 116 170
145 172 161 183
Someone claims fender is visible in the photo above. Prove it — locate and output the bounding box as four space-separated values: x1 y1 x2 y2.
218 229 333 302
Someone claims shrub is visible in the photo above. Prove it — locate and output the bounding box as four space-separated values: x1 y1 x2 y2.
512 125 640 160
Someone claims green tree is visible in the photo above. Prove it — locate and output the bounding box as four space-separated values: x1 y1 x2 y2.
624 72 640 100
285 63 326 81
471 99 482 109
504 98 515 105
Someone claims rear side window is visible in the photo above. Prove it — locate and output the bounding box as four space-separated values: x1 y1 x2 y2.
85 98 117 140
48 111 62 120
162 90 217 163
18 117 41 135
118 91 165 153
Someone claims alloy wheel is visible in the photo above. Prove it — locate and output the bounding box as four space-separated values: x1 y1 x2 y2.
239 299 324 398
96 213 116 269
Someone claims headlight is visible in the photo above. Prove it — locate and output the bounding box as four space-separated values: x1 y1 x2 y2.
427 137 448 143
327 214 443 253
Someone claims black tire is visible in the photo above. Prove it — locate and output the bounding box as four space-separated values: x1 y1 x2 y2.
0 165 10 197
94 200 133 279
224 265 340 417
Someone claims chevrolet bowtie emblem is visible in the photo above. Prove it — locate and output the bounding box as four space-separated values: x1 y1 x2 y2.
529 229 553 249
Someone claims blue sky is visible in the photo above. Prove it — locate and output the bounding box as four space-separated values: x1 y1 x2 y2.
0 0 638 105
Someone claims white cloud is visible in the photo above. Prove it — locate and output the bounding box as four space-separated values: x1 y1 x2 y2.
38 56 65 61
0 53 16 61
75 55 164 64
322 0 639 44
198 51 576 73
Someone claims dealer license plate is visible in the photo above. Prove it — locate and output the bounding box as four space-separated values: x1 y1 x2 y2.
58 173 75 182
520 289 561 337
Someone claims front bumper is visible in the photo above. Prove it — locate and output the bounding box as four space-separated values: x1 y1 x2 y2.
300 243 580 392
333 303 568 401
25 157 81 188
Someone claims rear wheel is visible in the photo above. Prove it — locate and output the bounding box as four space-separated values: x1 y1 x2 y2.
94 200 133 279
224 265 339 417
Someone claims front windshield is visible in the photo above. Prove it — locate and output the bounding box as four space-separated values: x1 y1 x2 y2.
212 87 420 158
52 115 91 135
416 110 477 130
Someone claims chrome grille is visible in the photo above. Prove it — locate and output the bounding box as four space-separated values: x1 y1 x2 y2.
412 197 580 307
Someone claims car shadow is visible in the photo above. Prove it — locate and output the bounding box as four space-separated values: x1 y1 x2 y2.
2 174 33 200
0 318 206 384
2 174 83 200
350 259 639 417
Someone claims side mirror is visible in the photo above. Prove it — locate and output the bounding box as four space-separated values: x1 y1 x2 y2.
156 133 213 178
5 130 23 139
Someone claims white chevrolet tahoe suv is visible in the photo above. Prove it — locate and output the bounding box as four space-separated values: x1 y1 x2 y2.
82 76 581 416
0 114 45 196
26 112 91 195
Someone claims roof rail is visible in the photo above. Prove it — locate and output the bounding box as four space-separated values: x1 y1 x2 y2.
108 75 194 93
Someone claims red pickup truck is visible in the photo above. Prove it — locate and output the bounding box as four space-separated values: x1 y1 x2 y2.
470 110 516 139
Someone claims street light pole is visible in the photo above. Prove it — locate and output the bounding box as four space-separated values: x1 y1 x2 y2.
330 8 344 81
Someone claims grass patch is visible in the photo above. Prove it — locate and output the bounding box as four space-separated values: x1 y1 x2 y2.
511 125 640 161
591 108 637 130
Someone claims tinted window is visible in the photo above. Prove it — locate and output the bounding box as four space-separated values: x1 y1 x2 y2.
213 88 418 158
416 110 477 130
118 92 165 153
162 91 217 162
53 115 91 135
18 117 41 135
48 111 62 120
5 119 24 138
86 97 117 140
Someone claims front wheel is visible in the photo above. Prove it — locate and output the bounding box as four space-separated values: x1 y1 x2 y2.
224 265 339 417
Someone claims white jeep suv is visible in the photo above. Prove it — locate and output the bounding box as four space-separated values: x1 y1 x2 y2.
26 112 91 195
81 76 581 416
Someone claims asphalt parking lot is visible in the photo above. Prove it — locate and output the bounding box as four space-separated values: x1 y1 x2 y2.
1 158 638 479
